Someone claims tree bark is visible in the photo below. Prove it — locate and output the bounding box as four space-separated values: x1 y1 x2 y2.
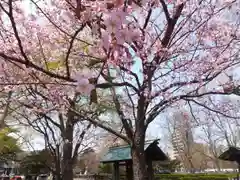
131 130 148 180
54 144 62 180
132 147 148 180
62 121 74 180
54 161 62 180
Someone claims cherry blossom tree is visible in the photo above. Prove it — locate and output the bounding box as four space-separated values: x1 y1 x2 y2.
13 103 100 180
1 0 240 179
9 85 106 180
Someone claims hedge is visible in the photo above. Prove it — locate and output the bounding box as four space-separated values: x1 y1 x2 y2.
180 177 229 180
154 174 237 180
76 173 237 180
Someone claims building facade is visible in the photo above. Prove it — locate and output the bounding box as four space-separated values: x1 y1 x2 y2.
170 112 195 172
171 113 194 157
0 161 16 175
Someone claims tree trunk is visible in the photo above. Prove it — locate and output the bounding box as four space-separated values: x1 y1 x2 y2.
55 144 62 180
54 162 62 180
131 130 148 180
62 165 73 180
62 121 74 180
54 173 62 180
132 147 148 180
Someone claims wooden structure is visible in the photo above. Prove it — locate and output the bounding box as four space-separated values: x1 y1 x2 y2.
100 140 168 180
219 146 240 180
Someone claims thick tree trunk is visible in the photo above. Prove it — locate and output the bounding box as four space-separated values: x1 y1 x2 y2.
131 130 148 180
54 162 62 180
62 122 74 180
62 165 73 180
54 173 62 180
55 144 62 180
132 146 148 180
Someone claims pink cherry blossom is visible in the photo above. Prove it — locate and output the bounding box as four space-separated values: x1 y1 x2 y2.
115 28 134 44
76 80 95 95
101 30 111 51
111 10 129 25
0 1 239 179
104 15 122 34
73 72 95 95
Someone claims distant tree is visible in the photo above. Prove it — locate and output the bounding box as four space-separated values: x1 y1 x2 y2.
98 164 113 174
0 127 21 162
14 100 99 180
75 148 98 174
19 149 53 175
154 159 182 173
0 92 12 130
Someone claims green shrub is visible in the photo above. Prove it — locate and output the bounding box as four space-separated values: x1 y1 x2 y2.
91 173 237 180
154 174 236 180
180 176 229 180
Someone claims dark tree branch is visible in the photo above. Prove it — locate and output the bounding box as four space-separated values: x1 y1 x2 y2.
183 98 240 119
161 3 184 47
72 122 91 161
71 108 130 143
65 25 86 77
0 53 139 92
7 0 29 65
143 8 152 29
41 114 62 130
187 101 201 126
119 65 141 88
0 52 75 82
159 0 171 22
145 103 166 126
30 0 92 45
37 35 49 71
102 68 134 140
151 75 216 99
96 81 139 92
120 74 137 121
142 3 184 115
111 87 134 140
145 88 236 125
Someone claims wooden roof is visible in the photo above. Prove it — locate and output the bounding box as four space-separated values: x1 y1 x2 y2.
100 140 168 163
